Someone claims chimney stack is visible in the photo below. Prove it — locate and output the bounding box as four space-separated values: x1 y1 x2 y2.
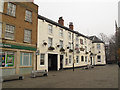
69 22 74 30
58 17 64 26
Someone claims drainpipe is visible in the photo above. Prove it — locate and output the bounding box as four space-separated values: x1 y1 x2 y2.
72 33 75 71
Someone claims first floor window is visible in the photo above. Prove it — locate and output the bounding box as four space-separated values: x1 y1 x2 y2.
0 0 4 13
0 22 2 38
81 56 84 62
20 52 32 66
48 24 53 34
0 51 14 67
24 29 32 43
97 55 101 62
76 56 79 63
69 55 72 64
5 24 15 40
40 54 45 65
60 40 63 48
48 37 53 47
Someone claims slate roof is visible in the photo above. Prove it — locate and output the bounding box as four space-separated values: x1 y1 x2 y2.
89 36 104 43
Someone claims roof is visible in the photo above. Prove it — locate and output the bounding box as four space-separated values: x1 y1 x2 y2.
89 36 104 43
38 15 89 39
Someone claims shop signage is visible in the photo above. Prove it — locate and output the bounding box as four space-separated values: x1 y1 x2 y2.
0 43 37 51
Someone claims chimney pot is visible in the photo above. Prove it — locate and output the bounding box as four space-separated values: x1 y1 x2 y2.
69 22 74 30
58 17 64 26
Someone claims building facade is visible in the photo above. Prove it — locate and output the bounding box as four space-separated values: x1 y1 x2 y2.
0 2 38 76
37 15 106 72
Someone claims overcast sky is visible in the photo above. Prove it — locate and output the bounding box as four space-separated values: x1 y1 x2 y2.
34 0 119 37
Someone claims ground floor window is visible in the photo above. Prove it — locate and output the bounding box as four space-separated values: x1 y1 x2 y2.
69 55 72 64
81 56 84 62
65 58 68 65
76 56 79 63
0 51 14 67
97 55 101 62
85 56 87 62
20 52 32 66
40 54 45 65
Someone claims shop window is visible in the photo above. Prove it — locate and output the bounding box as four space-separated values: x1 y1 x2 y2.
20 52 32 66
40 54 45 65
65 58 68 65
7 2 16 17
0 51 14 67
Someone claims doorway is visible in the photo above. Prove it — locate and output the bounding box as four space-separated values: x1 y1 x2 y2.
48 54 58 71
90 57 92 65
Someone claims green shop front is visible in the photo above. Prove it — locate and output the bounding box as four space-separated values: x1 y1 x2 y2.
0 43 36 76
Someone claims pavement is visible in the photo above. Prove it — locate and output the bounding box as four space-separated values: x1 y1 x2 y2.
2 64 119 88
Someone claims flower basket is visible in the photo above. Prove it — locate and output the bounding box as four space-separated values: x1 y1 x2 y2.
85 52 89 54
80 48 84 51
76 50 80 53
60 48 65 52
69 49 73 53
48 46 55 50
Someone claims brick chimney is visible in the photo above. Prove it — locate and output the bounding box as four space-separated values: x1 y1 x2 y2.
58 17 64 26
69 22 74 30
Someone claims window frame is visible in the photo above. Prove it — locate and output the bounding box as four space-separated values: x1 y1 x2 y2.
40 54 45 65
81 56 84 62
5 24 15 40
20 52 32 66
7 2 16 17
97 55 101 62
48 37 53 47
25 9 32 23
76 56 79 64
48 24 53 34
24 29 32 43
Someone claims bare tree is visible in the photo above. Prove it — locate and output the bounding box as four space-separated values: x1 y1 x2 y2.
98 33 109 44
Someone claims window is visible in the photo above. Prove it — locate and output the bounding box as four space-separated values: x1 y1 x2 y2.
48 37 53 47
68 42 72 49
85 56 87 62
20 52 32 66
76 34 79 41
97 44 101 49
48 24 53 34
5 24 15 40
80 39 83 45
0 0 4 12
69 55 72 64
81 56 84 62
24 29 32 43
68 32 71 40
60 29 63 37
25 10 32 22
0 23 2 38
65 58 68 65
60 40 63 48
85 46 87 52
40 54 45 65
76 56 79 63
75 44 79 48
0 51 14 67
7 3 16 17
97 55 101 62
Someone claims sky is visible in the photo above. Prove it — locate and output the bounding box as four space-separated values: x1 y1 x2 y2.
34 0 119 37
